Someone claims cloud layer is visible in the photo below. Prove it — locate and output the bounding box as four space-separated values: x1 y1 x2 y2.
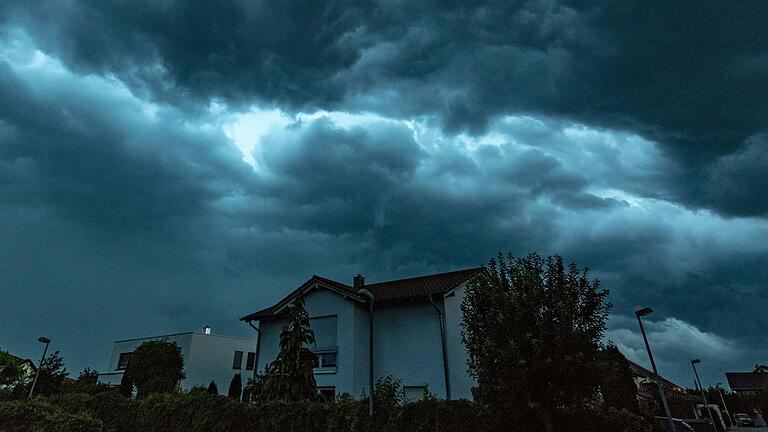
1 2 767 386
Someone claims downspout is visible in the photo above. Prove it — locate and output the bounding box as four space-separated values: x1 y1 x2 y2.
358 289 375 417
247 320 262 381
428 295 451 400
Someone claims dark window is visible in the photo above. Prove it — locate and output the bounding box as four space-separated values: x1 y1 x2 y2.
318 387 335 401
233 351 243 369
246 352 256 371
320 352 337 368
117 353 132 370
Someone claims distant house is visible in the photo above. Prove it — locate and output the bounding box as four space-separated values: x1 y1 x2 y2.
239 268 483 401
98 328 256 395
627 359 687 400
726 365 768 394
0 352 37 391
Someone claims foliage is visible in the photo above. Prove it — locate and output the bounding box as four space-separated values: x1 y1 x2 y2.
371 375 404 428
258 299 319 402
599 344 640 413
398 398 482 432
119 339 185 398
227 374 242 399
554 406 653 432
64 368 111 395
0 397 102 432
0 350 27 390
462 252 611 432
33 351 69 396
207 381 218 395
0 390 653 432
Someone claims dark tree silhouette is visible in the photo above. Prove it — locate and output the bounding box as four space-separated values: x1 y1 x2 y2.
33 351 69 396
259 298 319 401
119 339 185 398
462 253 611 432
207 380 218 395
599 343 640 413
228 373 242 399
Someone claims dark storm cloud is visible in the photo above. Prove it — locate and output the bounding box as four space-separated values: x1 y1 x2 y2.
3 0 768 215
2 3 767 388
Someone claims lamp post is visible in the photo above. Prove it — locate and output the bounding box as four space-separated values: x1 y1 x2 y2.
28 336 51 398
716 383 732 427
690 359 716 428
635 307 676 432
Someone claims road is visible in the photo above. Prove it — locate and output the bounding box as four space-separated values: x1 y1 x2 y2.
728 427 768 432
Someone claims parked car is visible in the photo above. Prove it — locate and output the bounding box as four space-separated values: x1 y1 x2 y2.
734 413 753 426
656 416 695 432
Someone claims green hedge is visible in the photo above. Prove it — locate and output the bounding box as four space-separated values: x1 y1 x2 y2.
0 392 652 432
0 398 102 432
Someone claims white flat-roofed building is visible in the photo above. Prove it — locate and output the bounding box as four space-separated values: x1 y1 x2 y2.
98 329 256 395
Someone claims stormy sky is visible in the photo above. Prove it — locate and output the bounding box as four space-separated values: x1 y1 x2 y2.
1 1 766 388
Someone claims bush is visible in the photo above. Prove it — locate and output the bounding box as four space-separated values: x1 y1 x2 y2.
399 399 482 432
0 398 102 432
0 390 653 432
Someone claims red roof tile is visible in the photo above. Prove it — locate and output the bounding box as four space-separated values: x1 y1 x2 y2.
365 267 483 301
240 268 483 321
726 371 768 391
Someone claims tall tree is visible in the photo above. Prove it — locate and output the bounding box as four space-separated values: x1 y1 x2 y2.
228 373 242 399
207 380 219 395
120 339 185 398
259 298 319 401
33 351 69 396
462 253 611 432
599 344 640 413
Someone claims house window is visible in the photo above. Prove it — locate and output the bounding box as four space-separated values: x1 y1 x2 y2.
117 353 132 370
318 386 336 401
233 351 243 369
404 385 427 402
310 315 337 349
313 350 338 373
245 352 256 371
320 351 337 368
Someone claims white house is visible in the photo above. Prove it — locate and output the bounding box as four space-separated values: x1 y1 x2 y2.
239 268 483 401
98 329 256 395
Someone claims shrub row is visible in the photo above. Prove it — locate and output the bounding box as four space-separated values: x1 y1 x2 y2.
0 391 652 432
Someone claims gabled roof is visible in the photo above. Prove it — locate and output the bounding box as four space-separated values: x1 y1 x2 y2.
627 359 684 392
240 267 483 322
240 275 365 322
365 267 483 301
726 370 768 391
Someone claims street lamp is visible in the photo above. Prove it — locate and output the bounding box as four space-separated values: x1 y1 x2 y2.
28 336 51 398
635 307 676 432
716 382 732 427
690 359 716 427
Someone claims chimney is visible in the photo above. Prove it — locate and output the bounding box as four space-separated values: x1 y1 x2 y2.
353 274 365 289
203 325 211 335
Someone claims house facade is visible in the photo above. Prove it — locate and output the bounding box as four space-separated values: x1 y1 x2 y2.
98 329 256 395
726 365 768 394
239 268 482 401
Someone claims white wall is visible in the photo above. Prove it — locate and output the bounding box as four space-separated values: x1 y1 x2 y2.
185 333 256 392
256 285 369 397
252 282 476 400
443 282 476 399
97 332 256 395
373 301 447 398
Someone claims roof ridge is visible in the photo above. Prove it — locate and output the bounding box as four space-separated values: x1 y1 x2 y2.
366 267 483 286
313 274 352 288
